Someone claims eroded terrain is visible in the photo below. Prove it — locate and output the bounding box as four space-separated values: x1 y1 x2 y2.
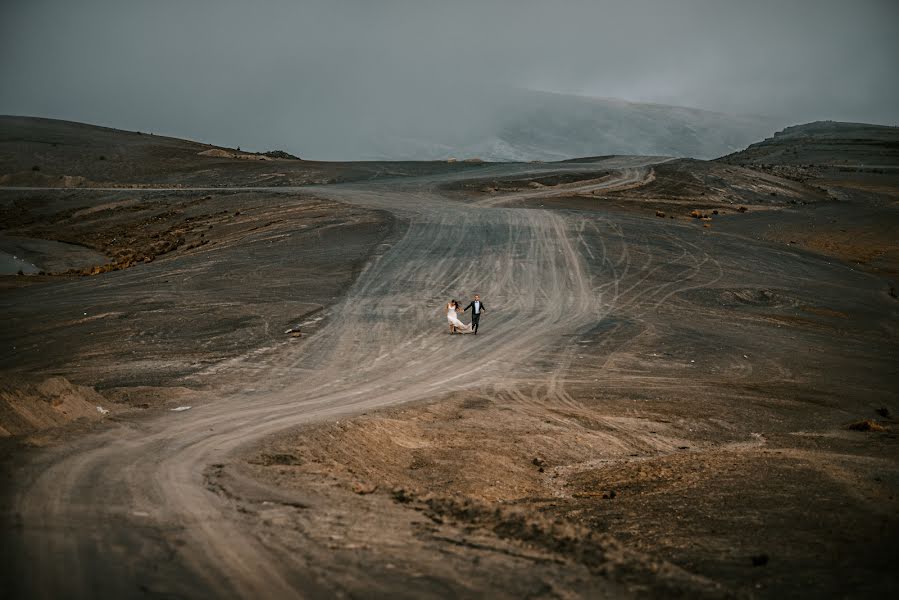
1 118 897 599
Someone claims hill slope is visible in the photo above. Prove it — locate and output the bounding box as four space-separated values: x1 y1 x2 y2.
718 120 899 167
358 91 784 161
0 116 482 187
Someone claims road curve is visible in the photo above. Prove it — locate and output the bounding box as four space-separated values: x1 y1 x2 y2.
3 157 683 598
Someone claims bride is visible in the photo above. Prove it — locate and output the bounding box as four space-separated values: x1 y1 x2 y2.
445 299 473 334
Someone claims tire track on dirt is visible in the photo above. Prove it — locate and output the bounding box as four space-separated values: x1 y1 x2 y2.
6 157 686 598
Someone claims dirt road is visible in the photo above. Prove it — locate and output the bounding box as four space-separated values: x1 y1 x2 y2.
3 157 888 598
4 158 705 597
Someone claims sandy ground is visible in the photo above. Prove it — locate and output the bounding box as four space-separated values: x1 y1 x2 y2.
1 119 898 598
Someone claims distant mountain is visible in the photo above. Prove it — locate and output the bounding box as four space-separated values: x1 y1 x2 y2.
357 91 786 162
0 116 483 187
1 91 790 168
717 121 899 166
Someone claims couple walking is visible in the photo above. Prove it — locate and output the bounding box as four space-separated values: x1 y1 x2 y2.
445 294 486 335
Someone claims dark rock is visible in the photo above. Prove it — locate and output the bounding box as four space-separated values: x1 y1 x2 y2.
848 419 886 432
253 452 301 466
262 150 301 160
751 554 769 567
392 487 414 504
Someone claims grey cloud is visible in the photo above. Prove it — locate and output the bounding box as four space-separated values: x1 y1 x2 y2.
1 0 897 159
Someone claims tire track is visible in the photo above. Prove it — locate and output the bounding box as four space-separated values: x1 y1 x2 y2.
6 157 692 598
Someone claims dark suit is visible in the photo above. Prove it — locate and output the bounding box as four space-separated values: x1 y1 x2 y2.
462 300 486 333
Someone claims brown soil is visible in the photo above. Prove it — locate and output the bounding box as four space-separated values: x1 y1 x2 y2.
595 159 829 210
2 118 898 599
250 378 898 598
0 188 397 392
0 376 112 437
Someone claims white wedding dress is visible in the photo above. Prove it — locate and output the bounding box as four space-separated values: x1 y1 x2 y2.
446 304 473 333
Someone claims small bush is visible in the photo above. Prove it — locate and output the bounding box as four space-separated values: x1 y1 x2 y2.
98 155 107 161
31 165 40 171
848 419 886 432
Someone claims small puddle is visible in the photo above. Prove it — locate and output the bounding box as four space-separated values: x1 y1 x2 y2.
0 235 110 275
0 250 40 275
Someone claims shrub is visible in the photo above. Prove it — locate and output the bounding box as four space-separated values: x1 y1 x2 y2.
848 419 886 432
31 165 40 171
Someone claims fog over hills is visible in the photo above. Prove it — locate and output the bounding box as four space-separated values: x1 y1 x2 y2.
354 89 785 162
95 83 782 163
2 88 783 163
5 2 894 163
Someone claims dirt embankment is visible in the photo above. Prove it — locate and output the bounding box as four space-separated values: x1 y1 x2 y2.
440 170 612 195
597 159 829 211
249 379 898 598
486 159 832 224
717 121 899 168
0 187 398 394
0 377 112 438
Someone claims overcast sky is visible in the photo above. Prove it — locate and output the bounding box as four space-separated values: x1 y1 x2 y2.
1 0 897 156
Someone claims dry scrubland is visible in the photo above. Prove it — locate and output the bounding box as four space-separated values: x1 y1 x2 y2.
1 117 898 599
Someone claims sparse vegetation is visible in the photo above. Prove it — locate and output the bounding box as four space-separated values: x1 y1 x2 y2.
262 150 301 160
847 419 887 432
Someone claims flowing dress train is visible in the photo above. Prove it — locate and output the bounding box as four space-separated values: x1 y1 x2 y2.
446 305 473 333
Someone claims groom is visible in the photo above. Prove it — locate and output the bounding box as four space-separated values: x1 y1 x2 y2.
462 294 486 334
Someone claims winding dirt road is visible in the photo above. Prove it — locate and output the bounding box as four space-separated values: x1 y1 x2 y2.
1 157 755 597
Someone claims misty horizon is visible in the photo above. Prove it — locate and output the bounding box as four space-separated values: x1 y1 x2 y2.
2 0 897 160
